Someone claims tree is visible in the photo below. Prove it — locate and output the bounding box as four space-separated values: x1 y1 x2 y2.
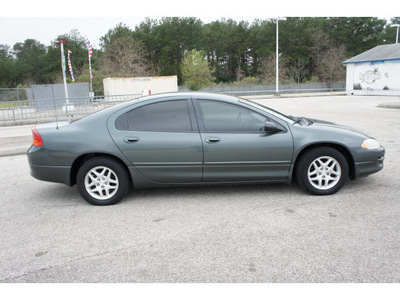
100 23 153 77
150 17 204 83
258 53 289 84
0 44 17 87
202 19 251 83
182 49 214 90
324 17 386 56
13 39 47 85
309 30 347 86
0 16 394 89
248 17 323 82
317 45 347 87
57 29 89 79
133 18 161 74
247 19 275 76
37 30 91 85
100 23 134 50
75 68 106 94
382 17 400 44
290 57 309 84
100 35 153 77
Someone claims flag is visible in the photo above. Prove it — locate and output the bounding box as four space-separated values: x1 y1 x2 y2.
67 49 75 82
86 39 94 79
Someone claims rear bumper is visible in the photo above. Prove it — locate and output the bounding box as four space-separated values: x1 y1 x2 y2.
29 163 72 186
27 145 72 186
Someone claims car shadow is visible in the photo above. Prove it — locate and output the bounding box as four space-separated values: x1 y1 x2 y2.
124 175 381 204
125 182 302 203
33 176 378 207
34 183 82 207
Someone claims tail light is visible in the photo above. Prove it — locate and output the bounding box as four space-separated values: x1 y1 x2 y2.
32 125 43 147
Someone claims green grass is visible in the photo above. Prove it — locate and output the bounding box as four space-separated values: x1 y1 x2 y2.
0 102 29 109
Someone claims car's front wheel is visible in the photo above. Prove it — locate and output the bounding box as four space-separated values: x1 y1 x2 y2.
295 147 349 195
77 157 130 205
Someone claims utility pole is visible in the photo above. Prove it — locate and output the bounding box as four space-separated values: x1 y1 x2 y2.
271 17 286 96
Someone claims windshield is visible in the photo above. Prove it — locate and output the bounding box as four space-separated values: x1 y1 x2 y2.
239 98 297 123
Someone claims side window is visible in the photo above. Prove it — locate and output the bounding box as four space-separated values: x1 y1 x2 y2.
115 100 192 132
197 100 268 132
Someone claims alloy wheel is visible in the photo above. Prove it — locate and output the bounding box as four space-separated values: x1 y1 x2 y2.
84 166 119 200
307 156 342 190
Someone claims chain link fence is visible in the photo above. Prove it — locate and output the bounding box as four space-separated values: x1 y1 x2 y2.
0 94 141 122
0 88 32 102
1 82 346 124
179 82 346 95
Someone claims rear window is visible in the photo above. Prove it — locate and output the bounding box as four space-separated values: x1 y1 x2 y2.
115 100 192 132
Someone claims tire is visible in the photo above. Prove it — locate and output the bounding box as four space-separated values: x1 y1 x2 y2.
295 147 349 195
76 157 130 205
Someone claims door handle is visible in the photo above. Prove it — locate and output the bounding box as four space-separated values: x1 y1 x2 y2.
205 137 221 143
124 137 139 143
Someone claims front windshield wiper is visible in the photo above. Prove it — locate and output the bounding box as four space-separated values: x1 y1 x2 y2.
293 117 313 126
293 117 305 125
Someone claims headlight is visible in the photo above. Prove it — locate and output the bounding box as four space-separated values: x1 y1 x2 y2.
361 138 381 149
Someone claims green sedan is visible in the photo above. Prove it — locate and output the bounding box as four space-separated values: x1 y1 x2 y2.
27 93 385 205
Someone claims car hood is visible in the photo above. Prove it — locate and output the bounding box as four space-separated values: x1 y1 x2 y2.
306 118 369 137
307 118 336 125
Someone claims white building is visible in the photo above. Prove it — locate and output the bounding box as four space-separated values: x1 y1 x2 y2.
103 75 178 97
343 43 400 96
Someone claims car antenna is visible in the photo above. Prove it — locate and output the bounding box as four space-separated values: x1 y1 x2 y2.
53 98 59 129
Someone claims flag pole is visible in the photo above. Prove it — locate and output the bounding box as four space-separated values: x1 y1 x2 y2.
56 38 74 117
86 39 94 101
56 38 69 104
67 49 75 82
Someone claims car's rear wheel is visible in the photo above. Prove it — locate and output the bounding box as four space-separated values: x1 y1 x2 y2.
295 147 349 195
77 157 130 205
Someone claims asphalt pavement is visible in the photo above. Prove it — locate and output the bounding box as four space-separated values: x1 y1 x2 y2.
1 94 400 283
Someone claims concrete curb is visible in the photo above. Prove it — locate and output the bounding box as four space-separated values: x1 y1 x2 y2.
377 102 400 109
0 126 33 157
245 92 346 99
0 147 27 157
0 118 58 127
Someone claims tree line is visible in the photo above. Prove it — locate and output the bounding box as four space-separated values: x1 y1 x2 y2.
1 17 399 92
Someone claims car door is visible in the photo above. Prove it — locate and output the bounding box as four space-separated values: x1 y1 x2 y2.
193 98 293 182
108 97 203 184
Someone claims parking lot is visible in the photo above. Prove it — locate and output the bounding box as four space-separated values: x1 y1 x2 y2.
1 95 400 282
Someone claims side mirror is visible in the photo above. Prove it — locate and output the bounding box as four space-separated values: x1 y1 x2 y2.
263 121 282 133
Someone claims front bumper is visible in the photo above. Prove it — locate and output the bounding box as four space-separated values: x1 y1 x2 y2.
353 147 385 179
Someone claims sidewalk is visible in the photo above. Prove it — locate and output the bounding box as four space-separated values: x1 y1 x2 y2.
0 124 33 157
245 91 346 99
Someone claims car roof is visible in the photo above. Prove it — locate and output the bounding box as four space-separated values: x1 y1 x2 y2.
77 92 240 122
110 92 241 111
77 92 295 125
138 92 240 102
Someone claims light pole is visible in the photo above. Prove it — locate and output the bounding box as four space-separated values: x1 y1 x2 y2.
271 17 286 96
391 24 400 44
